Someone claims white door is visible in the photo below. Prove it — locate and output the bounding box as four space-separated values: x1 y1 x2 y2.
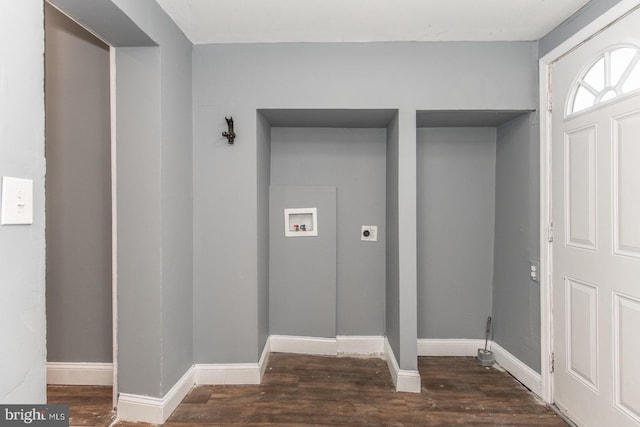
551 7 640 427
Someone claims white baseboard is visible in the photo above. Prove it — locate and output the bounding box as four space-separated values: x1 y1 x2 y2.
337 335 385 357
117 367 194 424
47 362 113 386
194 338 271 385
269 335 337 356
194 363 261 385
269 334 387 358
417 339 485 357
259 337 271 380
384 338 421 393
490 341 542 397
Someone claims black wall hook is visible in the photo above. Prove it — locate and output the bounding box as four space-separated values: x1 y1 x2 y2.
222 116 236 144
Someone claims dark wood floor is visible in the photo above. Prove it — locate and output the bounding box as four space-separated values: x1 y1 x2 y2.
48 354 569 426
47 384 115 426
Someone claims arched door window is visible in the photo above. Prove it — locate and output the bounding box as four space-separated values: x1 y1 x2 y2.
567 44 640 115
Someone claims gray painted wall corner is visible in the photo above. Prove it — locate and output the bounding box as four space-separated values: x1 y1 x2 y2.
492 113 541 373
397 110 418 371
257 112 271 354
385 112 401 363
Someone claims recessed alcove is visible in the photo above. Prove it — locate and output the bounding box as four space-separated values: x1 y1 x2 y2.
416 110 538 362
257 108 397 341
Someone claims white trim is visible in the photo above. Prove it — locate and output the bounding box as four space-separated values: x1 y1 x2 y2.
194 338 271 385
269 335 337 355
397 370 421 394
417 339 485 357
491 342 542 397
539 0 640 406
47 362 113 386
336 335 385 357
193 363 261 385
109 44 119 411
115 340 271 424
259 337 271 379
116 367 195 424
540 56 555 405
384 338 421 393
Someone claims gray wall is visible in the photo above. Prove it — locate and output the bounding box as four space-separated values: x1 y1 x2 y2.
52 0 194 398
396 111 419 371
269 186 337 337
385 114 401 361
154 5 194 395
257 113 271 353
0 0 46 404
45 3 112 364
193 41 538 365
538 0 626 57
270 128 387 335
493 113 541 373
417 128 496 339
114 0 194 396
115 46 163 396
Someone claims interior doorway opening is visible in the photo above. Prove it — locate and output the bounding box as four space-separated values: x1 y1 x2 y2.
44 1 116 407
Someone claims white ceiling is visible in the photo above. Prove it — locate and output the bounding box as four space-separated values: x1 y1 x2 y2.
155 0 590 45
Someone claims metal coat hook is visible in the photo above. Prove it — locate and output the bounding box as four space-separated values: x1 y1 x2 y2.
222 116 236 144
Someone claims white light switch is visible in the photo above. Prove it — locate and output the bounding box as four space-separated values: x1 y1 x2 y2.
1 176 34 225
361 225 378 242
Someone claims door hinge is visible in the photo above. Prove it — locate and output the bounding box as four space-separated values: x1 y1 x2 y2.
550 353 555 373
548 223 554 243
547 92 553 112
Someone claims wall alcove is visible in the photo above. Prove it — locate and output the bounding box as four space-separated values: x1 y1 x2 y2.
416 110 542 372
257 109 397 343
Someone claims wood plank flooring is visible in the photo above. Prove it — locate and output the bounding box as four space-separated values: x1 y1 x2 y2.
47 384 115 426
48 354 569 426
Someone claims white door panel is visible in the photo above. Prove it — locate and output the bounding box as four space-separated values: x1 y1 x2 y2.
613 110 640 258
551 6 640 427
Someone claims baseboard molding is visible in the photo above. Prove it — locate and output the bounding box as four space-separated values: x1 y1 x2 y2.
337 335 385 357
117 367 194 424
47 362 113 386
194 338 271 385
259 337 271 380
269 334 387 358
269 335 337 356
417 339 485 357
490 342 542 397
384 338 421 393
194 363 261 385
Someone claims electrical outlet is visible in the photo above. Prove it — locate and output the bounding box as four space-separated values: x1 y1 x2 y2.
530 263 538 282
361 225 378 242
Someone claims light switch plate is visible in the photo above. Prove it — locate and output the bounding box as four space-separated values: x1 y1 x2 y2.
1 176 34 225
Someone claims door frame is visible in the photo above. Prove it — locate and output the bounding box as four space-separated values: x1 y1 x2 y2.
109 46 119 410
538 0 640 405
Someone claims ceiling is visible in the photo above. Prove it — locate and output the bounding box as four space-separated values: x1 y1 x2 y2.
155 0 589 45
